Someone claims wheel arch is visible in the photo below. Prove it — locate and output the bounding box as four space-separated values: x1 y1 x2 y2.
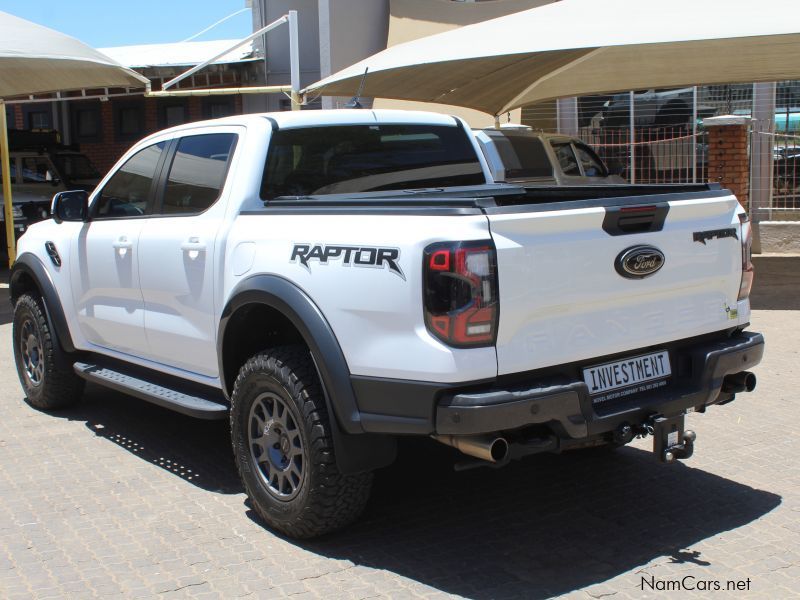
218 275 396 474
10 253 76 358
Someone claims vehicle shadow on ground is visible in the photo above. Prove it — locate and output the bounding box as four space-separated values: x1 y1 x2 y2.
45 382 242 494
291 439 781 600
27 382 781 599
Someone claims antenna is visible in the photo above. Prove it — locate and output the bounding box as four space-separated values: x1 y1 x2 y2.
344 68 369 109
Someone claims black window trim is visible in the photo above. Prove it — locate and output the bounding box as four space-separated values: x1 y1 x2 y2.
151 132 239 218
89 139 173 221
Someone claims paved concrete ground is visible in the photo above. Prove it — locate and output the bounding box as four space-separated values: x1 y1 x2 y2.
0 262 798 599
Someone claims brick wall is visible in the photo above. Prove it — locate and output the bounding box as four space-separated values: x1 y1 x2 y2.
78 101 134 174
705 118 750 211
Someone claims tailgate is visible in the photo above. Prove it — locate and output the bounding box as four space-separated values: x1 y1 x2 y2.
487 192 745 375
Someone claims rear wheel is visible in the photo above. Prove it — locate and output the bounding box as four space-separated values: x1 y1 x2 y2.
230 346 372 538
12 293 84 410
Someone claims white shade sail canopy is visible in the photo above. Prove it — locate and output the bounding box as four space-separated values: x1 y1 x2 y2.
305 0 800 116
0 10 148 97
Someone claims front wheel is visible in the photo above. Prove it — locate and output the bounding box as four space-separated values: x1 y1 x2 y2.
230 346 373 538
12 293 84 410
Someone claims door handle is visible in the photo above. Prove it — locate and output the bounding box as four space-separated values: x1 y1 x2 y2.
112 238 132 249
112 237 133 256
181 237 206 257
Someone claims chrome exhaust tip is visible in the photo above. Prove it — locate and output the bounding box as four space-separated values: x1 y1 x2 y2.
432 434 509 463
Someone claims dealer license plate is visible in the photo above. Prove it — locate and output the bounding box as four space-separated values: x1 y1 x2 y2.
583 350 671 402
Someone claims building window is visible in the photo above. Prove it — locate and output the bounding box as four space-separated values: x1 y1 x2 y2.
4 105 15 129
70 102 101 142
114 100 145 142
203 97 234 120
158 101 187 128
24 106 52 130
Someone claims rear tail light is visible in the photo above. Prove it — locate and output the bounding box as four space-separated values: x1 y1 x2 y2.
423 240 499 347
738 212 754 301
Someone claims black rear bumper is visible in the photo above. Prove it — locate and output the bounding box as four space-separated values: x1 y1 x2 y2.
351 331 764 440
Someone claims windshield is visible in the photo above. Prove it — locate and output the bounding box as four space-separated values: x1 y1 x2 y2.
53 153 101 182
261 124 485 199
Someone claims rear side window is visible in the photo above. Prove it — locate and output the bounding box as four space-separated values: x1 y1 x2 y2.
487 132 552 179
260 124 484 199
552 142 581 176
161 133 237 214
94 142 166 218
574 143 607 177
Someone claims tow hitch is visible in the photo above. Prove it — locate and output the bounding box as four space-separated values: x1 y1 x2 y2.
649 414 695 463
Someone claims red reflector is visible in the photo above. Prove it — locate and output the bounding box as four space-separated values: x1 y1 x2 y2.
430 316 450 338
429 249 450 271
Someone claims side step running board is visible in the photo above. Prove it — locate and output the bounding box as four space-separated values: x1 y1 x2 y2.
74 362 229 420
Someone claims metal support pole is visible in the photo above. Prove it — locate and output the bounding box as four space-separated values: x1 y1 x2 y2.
1 100 16 266
556 97 578 136
692 86 698 183
751 82 776 230
288 10 301 110
161 14 290 91
629 91 636 184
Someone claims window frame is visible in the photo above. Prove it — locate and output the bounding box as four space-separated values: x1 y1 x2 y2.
23 105 52 130
202 97 235 120
151 132 239 217
113 99 146 143
158 98 189 129
70 101 102 143
89 140 171 221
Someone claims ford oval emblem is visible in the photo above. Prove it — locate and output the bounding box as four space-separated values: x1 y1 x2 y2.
615 245 665 279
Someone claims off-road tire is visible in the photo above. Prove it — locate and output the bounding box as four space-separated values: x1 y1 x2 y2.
230 346 373 538
12 293 84 410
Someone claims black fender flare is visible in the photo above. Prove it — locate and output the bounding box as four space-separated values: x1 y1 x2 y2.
218 274 396 474
10 253 76 368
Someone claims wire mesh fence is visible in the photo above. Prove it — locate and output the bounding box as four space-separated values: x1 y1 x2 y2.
521 82 800 220
576 126 706 184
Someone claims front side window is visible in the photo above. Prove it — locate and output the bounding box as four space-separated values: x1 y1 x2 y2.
21 157 59 184
574 143 607 177
552 142 581 176
261 124 485 199
160 133 237 215
93 142 166 218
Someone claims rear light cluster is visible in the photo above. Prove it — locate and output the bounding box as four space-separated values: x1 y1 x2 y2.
738 212 754 301
423 240 499 347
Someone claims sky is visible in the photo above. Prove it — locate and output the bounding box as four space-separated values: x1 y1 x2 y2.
0 1 253 48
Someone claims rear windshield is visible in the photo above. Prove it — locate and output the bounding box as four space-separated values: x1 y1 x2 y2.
486 131 553 179
260 124 485 199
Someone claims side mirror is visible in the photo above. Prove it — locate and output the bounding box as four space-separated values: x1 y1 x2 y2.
52 190 89 224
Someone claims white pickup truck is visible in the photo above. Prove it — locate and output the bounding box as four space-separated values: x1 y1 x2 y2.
9 110 763 538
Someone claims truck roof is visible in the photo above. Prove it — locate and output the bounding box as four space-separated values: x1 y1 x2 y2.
149 109 462 137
